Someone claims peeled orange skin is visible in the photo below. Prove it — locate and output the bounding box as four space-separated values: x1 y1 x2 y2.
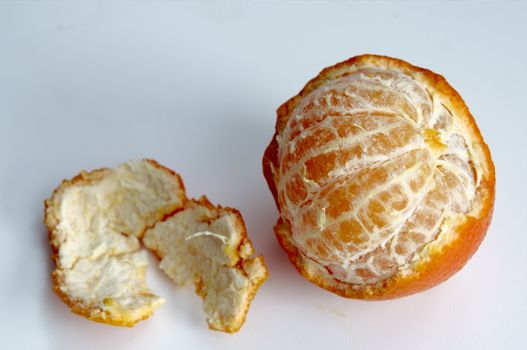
263 54 495 300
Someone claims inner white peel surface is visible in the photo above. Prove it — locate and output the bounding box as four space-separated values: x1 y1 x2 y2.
143 200 267 332
48 160 184 318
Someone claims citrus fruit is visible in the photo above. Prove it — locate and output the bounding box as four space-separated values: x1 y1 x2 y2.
263 54 495 299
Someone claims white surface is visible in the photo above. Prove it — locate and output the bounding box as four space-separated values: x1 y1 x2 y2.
1 2 526 349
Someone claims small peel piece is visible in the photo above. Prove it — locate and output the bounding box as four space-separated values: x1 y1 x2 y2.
143 197 269 333
45 159 186 326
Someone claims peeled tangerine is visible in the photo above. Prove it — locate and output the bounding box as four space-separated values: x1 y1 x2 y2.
263 54 495 299
45 159 267 331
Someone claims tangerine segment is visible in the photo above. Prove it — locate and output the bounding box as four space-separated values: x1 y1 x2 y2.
263 54 495 298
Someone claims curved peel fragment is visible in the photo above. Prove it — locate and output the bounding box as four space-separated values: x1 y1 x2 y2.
45 159 186 326
144 197 268 333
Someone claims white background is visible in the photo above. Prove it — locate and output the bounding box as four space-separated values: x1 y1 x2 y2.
1 1 526 349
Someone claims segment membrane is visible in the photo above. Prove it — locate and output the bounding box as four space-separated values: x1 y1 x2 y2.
276 68 478 284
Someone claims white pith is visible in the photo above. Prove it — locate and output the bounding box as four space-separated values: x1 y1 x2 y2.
275 68 483 285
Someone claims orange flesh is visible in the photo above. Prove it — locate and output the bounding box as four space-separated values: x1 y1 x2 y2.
263 55 495 298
